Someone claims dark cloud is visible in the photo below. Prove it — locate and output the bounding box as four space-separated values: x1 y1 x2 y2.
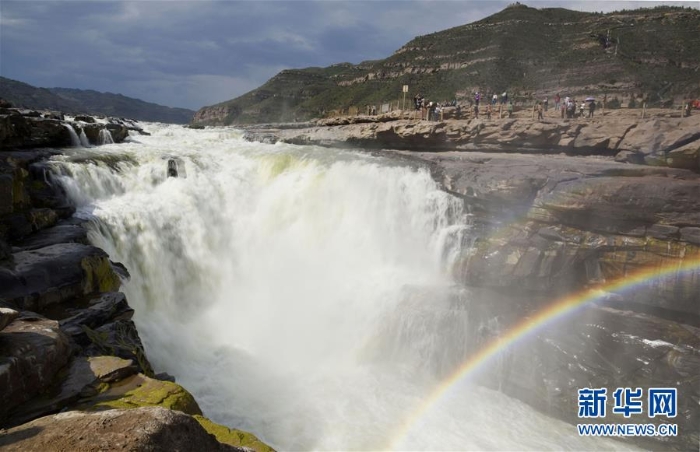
0 0 696 109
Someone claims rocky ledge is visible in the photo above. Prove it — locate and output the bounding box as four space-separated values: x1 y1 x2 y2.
1 103 150 151
0 125 274 450
243 109 700 173
244 111 700 450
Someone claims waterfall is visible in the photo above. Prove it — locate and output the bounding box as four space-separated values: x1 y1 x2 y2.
98 128 114 145
50 123 626 451
63 123 81 147
79 129 91 147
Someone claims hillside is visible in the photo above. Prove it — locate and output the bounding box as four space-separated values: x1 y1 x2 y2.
0 77 195 124
193 4 700 125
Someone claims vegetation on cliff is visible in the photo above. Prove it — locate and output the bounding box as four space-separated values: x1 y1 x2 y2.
193 4 700 125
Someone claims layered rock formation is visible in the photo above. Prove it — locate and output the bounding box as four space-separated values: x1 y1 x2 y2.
243 111 700 173
407 150 700 451
0 124 274 451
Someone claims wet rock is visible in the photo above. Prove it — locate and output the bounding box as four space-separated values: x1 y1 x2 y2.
0 315 72 423
155 372 176 382
0 243 121 312
74 115 96 123
0 407 248 451
42 112 64 121
0 115 72 149
105 123 129 142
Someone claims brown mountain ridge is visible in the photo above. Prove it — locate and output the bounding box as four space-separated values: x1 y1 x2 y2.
193 3 700 125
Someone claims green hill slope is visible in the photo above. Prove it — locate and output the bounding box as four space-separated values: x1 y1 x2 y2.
193 4 700 125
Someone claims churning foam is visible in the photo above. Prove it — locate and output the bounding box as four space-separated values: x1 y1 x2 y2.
52 123 631 451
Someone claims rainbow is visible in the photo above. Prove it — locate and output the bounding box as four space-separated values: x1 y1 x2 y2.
388 256 700 449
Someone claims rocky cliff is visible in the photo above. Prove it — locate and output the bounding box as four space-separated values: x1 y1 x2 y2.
193 4 700 125
243 109 700 173
0 114 274 451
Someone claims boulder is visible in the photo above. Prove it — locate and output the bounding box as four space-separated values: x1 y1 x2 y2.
666 140 700 172
0 243 122 312
106 123 129 142
0 407 249 451
0 315 72 423
74 115 96 123
0 116 72 149
5 356 138 427
617 115 700 164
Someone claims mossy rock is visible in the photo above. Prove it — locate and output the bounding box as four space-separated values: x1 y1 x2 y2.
193 415 275 452
86 374 202 416
80 254 121 293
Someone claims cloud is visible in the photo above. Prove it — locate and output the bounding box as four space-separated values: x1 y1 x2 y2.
0 0 696 110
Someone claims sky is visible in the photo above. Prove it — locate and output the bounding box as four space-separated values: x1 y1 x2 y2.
0 1 697 110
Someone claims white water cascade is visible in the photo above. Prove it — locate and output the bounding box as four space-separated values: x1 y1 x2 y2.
79 129 91 147
51 123 630 451
98 128 114 145
63 123 81 147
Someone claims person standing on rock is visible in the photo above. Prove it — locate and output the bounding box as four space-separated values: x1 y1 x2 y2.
544 97 549 112
507 101 513 118
588 100 596 118
554 93 561 111
537 102 544 121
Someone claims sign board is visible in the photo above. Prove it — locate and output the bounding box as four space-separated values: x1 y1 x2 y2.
402 85 409 93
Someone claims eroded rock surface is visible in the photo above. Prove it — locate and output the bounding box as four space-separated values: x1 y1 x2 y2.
0 407 248 452
244 114 700 172
0 316 71 423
